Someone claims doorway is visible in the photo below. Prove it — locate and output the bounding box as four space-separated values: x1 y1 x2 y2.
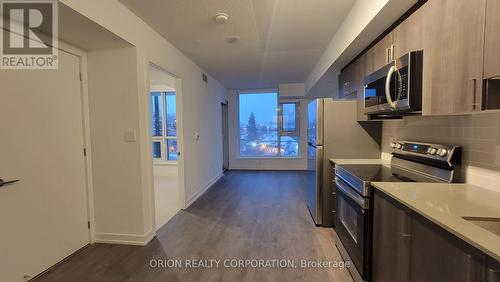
222 102 229 171
149 64 181 230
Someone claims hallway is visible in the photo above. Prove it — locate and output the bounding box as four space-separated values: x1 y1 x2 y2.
35 171 352 282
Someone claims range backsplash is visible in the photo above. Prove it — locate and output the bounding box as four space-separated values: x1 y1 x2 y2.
382 113 500 171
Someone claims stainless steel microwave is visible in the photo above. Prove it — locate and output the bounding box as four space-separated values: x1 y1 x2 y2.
364 51 423 117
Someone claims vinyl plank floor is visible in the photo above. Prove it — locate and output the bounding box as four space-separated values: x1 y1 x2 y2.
34 170 353 282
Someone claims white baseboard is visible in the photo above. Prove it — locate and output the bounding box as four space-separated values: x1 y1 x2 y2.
185 172 224 208
94 229 156 246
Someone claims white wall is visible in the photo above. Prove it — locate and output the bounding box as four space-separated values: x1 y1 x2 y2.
62 0 227 244
227 85 308 170
278 83 306 98
87 47 147 241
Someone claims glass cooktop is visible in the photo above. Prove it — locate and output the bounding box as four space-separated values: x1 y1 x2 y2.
337 164 415 183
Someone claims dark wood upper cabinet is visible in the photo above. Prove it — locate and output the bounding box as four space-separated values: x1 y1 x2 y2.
338 55 370 121
356 55 368 121
372 190 411 282
484 0 500 79
392 7 424 59
364 33 393 76
338 59 359 100
421 0 486 115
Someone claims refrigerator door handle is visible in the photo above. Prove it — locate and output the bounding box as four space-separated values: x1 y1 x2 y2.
315 145 324 224
316 99 324 146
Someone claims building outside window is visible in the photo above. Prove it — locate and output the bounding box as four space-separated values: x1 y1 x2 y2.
238 91 300 158
151 91 178 162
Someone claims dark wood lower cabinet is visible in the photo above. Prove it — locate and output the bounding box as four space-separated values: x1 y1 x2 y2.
410 215 484 282
373 189 499 282
487 258 500 282
372 191 411 282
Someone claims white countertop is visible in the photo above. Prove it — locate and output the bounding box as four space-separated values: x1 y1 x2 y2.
329 158 390 165
372 182 500 261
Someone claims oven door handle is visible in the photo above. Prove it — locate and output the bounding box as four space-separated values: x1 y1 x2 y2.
385 65 397 109
335 177 369 209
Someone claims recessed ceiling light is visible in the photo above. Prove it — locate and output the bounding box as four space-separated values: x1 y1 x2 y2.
226 35 240 44
214 13 229 24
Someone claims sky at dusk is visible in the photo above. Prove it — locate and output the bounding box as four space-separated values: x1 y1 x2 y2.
239 92 278 126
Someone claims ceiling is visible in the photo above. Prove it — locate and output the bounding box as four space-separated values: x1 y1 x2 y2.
119 0 355 89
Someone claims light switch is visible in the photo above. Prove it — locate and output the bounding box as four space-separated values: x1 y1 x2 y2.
124 129 137 142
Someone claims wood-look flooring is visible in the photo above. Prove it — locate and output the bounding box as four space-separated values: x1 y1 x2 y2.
34 170 353 282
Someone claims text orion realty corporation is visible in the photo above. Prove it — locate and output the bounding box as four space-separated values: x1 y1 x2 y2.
0 0 58 69
149 259 351 270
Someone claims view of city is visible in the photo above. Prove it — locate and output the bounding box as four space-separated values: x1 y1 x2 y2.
239 92 299 158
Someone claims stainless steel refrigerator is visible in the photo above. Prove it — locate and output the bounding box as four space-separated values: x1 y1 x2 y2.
307 99 324 225
307 99 381 226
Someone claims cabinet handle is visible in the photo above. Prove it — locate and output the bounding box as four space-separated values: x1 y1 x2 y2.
487 268 500 282
399 210 411 238
465 254 482 282
470 79 479 111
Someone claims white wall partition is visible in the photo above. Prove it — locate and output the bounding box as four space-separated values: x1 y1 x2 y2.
61 0 227 244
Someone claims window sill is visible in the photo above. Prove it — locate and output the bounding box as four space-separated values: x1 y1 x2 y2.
153 161 178 166
237 156 302 160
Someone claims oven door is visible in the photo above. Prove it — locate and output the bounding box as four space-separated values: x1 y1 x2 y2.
335 177 371 280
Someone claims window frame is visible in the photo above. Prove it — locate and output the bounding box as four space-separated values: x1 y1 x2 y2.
278 102 300 136
237 90 300 159
151 91 177 164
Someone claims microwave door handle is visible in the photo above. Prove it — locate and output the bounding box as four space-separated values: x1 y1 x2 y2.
385 65 397 109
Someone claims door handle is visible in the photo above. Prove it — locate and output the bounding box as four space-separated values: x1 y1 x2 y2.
0 178 19 187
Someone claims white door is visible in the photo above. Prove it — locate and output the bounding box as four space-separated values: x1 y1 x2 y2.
0 48 90 281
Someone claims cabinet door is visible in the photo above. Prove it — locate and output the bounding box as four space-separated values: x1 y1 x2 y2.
484 0 500 79
410 215 484 282
392 7 424 59
422 0 486 115
372 190 411 282
356 54 368 121
339 59 360 100
364 33 393 75
486 257 500 282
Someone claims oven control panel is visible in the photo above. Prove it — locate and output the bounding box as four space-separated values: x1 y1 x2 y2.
390 141 461 163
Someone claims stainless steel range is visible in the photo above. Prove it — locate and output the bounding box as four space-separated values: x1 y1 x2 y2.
333 141 462 282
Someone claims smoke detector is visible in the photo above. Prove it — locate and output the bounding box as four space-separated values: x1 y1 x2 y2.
214 13 229 24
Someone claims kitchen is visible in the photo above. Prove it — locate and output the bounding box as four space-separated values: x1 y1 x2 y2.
1 0 500 281
305 0 500 281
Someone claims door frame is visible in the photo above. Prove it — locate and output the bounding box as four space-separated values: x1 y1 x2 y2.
144 62 186 232
221 100 229 171
56 40 96 244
